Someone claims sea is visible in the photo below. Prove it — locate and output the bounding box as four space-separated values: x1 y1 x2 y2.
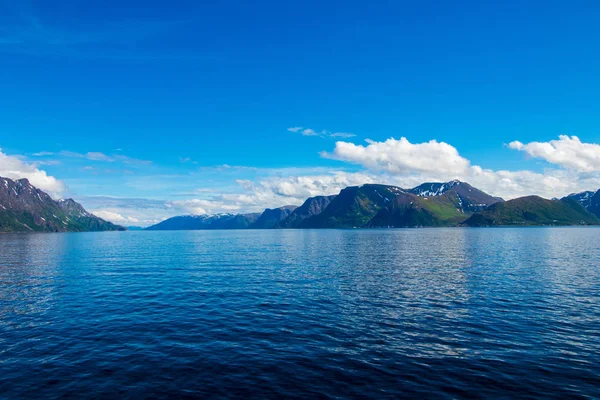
1 228 599 399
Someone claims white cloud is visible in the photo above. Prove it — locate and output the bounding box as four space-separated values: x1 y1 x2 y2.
509 135 600 172
322 137 470 175
57 150 151 165
170 198 243 215
0 148 65 197
82 197 173 226
288 126 356 139
92 210 139 224
329 132 356 138
302 128 318 136
154 171 383 219
252 171 379 199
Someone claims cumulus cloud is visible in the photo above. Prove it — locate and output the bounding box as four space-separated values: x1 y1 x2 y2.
0 148 65 197
509 135 600 172
322 137 470 176
249 171 379 200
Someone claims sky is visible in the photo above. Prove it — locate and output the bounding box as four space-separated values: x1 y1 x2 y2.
2 0 600 226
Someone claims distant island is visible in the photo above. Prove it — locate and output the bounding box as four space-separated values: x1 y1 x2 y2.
0 177 124 232
2 176 600 233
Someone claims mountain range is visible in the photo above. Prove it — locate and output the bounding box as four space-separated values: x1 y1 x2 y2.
0 177 124 232
146 180 600 229
3 175 600 232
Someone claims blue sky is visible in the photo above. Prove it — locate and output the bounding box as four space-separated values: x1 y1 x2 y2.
2 0 600 225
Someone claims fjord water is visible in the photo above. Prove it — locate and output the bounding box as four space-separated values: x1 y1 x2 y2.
1 229 599 399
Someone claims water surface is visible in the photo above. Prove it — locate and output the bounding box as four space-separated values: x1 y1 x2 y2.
1 229 599 398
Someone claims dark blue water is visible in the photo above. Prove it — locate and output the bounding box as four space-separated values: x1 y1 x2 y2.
1 229 599 399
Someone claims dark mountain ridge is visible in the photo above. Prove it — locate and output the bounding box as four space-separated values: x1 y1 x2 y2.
0 176 125 232
250 206 297 229
279 195 336 228
564 190 600 219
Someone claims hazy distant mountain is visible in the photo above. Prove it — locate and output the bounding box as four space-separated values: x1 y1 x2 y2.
462 196 599 226
146 213 261 230
250 206 297 229
279 196 336 228
146 206 297 231
410 180 504 212
0 177 124 232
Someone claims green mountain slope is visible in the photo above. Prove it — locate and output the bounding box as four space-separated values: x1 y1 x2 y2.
368 191 469 227
462 196 600 226
300 184 404 228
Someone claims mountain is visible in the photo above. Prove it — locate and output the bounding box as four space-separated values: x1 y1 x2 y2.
146 213 261 230
0 177 124 232
145 206 297 231
462 196 600 226
56 199 124 231
566 191 595 209
367 191 468 227
410 180 504 212
278 195 336 228
144 181 600 230
300 184 405 228
585 191 600 218
564 190 600 219
250 206 297 229
304 180 503 229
